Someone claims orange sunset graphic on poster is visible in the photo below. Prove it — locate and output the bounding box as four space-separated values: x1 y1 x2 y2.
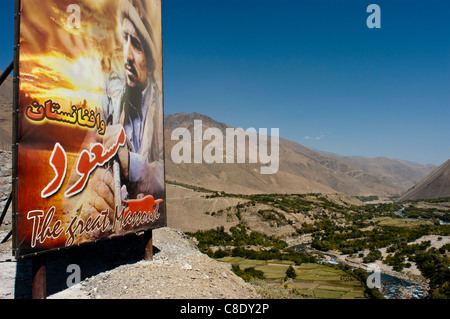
14 0 166 257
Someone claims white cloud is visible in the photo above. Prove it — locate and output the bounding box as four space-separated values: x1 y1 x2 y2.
305 133 325 141
315 134 325 140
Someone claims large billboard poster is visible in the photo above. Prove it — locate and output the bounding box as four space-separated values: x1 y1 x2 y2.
13 0 166 258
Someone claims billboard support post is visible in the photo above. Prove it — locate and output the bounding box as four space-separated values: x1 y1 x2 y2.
0 61 14 87
1 230 12 244
144 230 153 261
32 255 47 299
0 192 12 226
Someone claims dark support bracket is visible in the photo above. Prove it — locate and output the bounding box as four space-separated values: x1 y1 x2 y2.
32 254 47 299
0 192 12 226
0 192 12 244
144 230 153 261
0 60 14 87
1 230 12 244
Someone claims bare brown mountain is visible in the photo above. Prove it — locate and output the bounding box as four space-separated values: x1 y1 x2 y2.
164 112 435 197
0 74 436 197
396 159 450 202
164 113 335 194
318 152 437 192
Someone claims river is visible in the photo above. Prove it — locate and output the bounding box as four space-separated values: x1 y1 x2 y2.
315 256 428 299
291 245 429 299
380 273 427 299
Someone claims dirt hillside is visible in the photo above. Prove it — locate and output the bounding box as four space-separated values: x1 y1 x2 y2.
397 159 450 201
0 227 260 299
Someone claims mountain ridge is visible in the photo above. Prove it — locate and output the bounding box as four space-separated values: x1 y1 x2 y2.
0 71 437 197
164 112 436 197
396 159 450 201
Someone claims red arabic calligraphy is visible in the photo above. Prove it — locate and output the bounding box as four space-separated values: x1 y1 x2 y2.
40 128 126 198
65 129 126 197
41 143 67 198
25 99 106 135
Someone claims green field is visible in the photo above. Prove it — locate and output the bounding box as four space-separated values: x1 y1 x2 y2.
374 217 433 228
217 258 366 299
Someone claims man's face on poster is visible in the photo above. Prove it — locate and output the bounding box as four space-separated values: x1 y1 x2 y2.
122 17 148 89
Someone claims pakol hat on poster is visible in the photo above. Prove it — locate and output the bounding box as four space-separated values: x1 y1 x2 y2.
118 0 158 72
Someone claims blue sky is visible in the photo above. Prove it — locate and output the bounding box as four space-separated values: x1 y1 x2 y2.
1 0 449 166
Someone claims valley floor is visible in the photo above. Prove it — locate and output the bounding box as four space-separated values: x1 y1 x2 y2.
169 182 450 299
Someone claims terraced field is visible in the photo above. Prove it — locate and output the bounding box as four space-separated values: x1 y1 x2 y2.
217 257 366 299
374 217 433 228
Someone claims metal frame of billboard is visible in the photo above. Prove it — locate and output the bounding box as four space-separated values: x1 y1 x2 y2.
12 0 20 258
12 0 167 261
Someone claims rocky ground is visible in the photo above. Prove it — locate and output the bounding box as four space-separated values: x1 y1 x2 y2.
0 227 261 299
0 149 260 299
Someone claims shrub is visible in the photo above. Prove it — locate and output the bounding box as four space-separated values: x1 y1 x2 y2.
231 265 265 281
285 265 297 279
363 249 382 263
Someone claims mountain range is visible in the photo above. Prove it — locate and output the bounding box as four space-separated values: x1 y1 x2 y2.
0 71 443 198
163 112 436 197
